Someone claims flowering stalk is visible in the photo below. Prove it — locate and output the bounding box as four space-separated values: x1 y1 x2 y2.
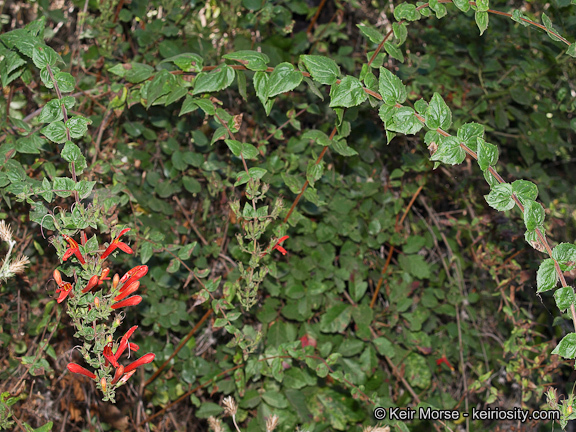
53 226 155 403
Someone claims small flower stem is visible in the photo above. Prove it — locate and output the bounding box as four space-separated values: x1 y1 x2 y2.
45 65 80 204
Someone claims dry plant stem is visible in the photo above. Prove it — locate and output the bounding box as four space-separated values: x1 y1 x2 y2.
144 308 213 387
369 245 394 309
370 184 423 308
419 197 470 432
307 0 328 34
232 415 241 432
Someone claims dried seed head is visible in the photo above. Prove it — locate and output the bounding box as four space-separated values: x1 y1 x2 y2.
222 396 237 416
266 414 279 432
207 416 223 432
9 255 29 275
0 221 13 243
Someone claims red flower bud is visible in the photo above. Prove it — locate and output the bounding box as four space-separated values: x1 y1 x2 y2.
83 275 99 293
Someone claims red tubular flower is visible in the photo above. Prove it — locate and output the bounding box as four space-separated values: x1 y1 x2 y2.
123 352 155 373
114 326 138 360
114 281 140 301
119 265 148 290
100 228 133 260
111 295 142 310
54 269 74 303
67 363 96 380
103 343 120 368
272 235 289 256
436 355 455 371
62 235 86 265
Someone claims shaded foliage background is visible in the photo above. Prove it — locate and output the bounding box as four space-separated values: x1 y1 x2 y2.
0 0 575 431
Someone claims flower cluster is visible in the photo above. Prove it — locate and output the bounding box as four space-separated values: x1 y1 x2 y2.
53 227 155 401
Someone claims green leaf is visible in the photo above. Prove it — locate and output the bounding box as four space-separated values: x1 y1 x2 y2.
61 141 87 175
32 45 60 69
161 53 203 72
554 286 576 312
388 107 423 135
378 67 406 105
567 44 576 58
54 72 75 93
484 183 515 211
475 11 489 36
357 23 383 44
319 303 352 333
125 63 154 83
476 138 498 171
542 13 561 42
223 50 270 71
429 0 447 18
523 200 545 231
76 180 96 199
267 63 303 97
384 41 404 62
0 50 26 87
476 0 489 12
430 136 465 165
16 134 46 154
393 22 408 45
66 116 91 139
302 130 332 146
537 258 558 293
511 180 538 206
225 139 259 160
192 64 235 94
552 243 576 263
453 0 470 12
53 176 76 198
399 254 430 279
394 3 421 21
39 99 64 123
306 160 324 188
552 333 576 359
425 93 452 130
0 28 40 58
146 70 174 107
183 176 201 194
41 121 67 143
329 76 367 108
511 10 529 27
301 55 340 85
457 122 484 149
331 139 358 157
